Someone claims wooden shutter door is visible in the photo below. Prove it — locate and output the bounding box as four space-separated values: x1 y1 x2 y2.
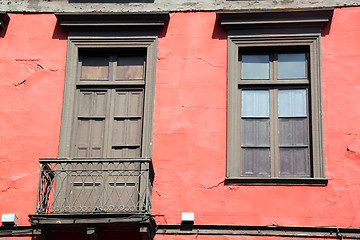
73 90 107 157
106 89 144 212
62 90 108 212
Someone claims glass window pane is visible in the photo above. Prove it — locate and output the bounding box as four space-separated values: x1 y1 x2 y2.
278 53 306 79
279 118 308 146
117 56 145 80
242 90 269 117
241 119 270 147
241 55 270 79
278 89 307 117
242 148 270 176
279 148 309 176
81 56 109 81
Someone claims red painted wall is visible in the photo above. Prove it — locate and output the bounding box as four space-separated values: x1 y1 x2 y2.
0 14 67 229
0 6 359 240
152 8 360 228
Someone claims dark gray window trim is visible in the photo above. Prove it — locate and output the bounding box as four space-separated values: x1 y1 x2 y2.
225 177 328 186
57 13 168 158
218 8 333 185
55 12 168 31
217 8 333 30
0 12 9 30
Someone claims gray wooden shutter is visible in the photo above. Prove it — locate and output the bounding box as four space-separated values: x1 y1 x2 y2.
73 90 107 158
61 54 145 214
111 89 144 158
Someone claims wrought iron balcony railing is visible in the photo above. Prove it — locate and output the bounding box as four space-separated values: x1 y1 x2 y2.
35 158 154 215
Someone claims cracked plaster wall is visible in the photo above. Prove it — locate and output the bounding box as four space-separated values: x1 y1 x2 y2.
0 13 67 226
1 5 360 234
0 0 360 12
151 9 360 227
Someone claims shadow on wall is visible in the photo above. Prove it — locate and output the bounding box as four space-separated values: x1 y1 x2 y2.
321 12 333 37
0 24 7 38
0 14 10 38
212 16 227 40
52 20 68 40
68 0 154 3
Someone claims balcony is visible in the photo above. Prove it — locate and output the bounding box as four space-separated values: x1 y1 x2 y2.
29 158 155 239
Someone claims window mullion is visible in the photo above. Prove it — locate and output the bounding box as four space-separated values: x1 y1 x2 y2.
104 56 117 157
104 89 114 157
270 53 276 82
269 89 276 177
270 54 279 177
109 55 116 83
272 88 280 177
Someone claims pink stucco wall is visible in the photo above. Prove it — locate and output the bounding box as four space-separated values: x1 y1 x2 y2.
0 7 359 240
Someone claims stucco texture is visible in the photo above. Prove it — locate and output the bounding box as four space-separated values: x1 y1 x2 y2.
0 13 67 227
0 7 359 240
152 8 360 227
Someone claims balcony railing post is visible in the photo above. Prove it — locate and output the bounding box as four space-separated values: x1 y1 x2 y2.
35 163 44 214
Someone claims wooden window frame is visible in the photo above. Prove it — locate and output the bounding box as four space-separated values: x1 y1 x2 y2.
58 33 158 159
218 9 333 185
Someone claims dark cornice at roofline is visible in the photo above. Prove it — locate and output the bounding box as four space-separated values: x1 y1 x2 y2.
217 8 334 29
55 12 169 31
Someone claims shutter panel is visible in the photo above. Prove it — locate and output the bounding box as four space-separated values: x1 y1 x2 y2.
66 90 107 212
107 89 144 212
112 90 144 158
104 162 140 212
73 90 107 158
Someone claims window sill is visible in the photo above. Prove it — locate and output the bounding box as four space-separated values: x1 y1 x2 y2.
225 177 328 186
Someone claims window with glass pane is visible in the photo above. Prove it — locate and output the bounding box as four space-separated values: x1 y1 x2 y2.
241 90 270 176
238 50 311 178
222 9 330 184
278 54 307 79
241 55 270 80
278 89 309 176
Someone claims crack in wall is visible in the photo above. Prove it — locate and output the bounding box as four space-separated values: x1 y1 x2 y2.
1 186 10 193
14 79 26 87
207 180 225 189
196 57 222 68
321 194 337 205
12 59 60 87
